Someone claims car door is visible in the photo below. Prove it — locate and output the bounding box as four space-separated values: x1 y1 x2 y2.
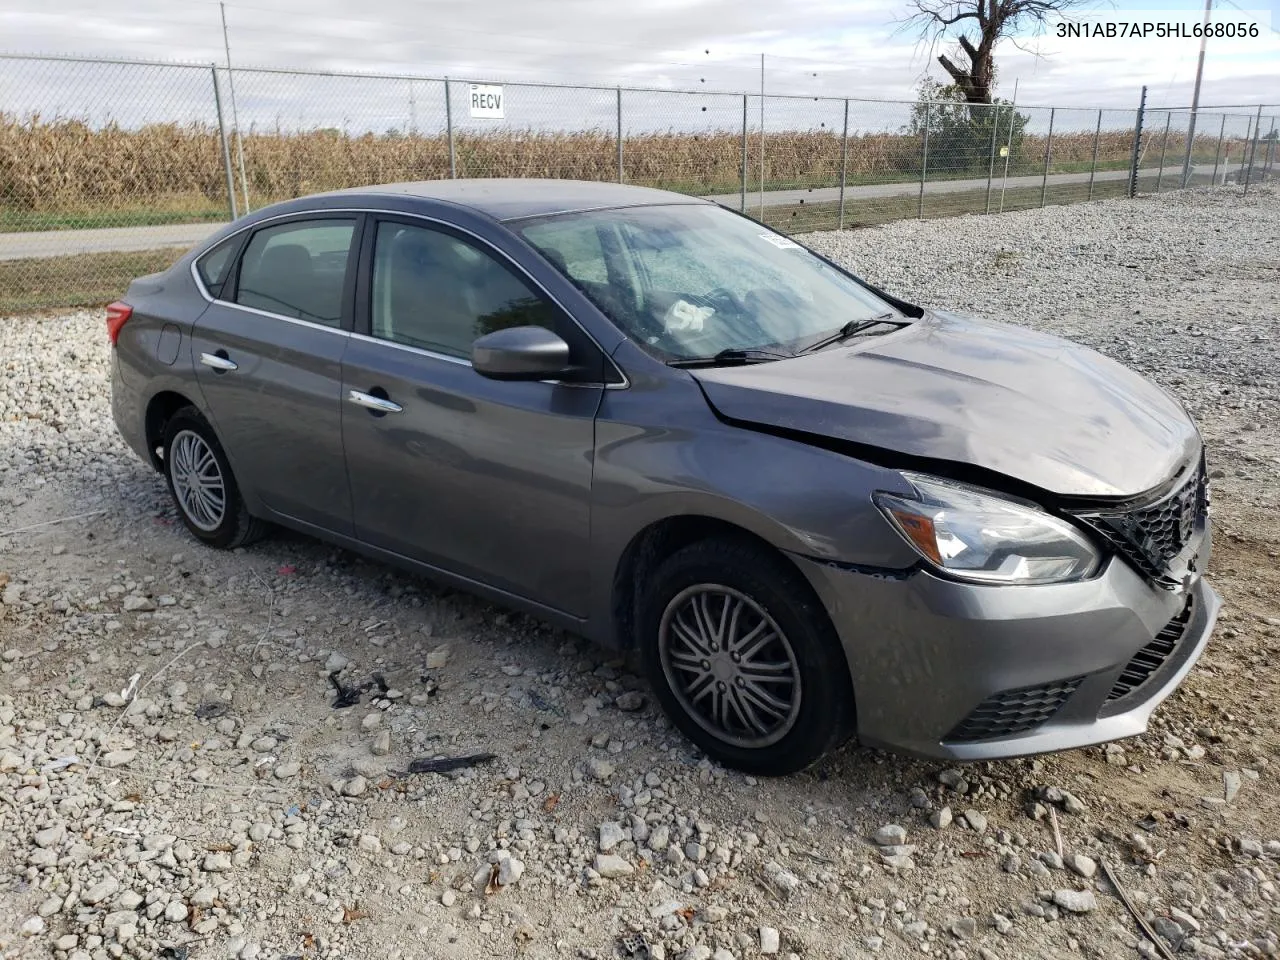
340 215 606 616
190 214 362 535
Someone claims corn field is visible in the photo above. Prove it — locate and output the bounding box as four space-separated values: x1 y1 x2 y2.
0 114 1163 217
4 110 1263 226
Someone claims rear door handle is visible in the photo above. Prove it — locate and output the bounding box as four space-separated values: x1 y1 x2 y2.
200 352 238 372
348 389 403 414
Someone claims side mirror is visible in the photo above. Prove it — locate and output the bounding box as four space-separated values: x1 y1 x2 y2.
472 326 571 381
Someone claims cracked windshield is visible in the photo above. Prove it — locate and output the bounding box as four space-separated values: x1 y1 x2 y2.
519 204 899 361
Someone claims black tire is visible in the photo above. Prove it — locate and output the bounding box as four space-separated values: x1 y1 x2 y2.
637 538 854 775
161 407 266 550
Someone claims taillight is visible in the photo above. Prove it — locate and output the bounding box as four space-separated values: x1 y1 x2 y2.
106 301 133 346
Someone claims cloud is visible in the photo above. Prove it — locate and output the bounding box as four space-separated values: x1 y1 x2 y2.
0 0 1275 132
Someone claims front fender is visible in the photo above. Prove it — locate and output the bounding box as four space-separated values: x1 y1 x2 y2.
586 369 919 644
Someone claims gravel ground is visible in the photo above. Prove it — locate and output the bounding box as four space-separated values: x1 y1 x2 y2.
1 185 1278 960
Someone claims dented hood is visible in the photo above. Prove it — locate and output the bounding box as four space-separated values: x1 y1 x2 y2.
693 311 1200 499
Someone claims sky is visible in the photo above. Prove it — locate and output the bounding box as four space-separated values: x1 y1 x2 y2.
1 0 1276 133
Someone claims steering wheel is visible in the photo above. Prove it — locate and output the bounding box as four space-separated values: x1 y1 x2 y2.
741 287 807 343
701 285 735 302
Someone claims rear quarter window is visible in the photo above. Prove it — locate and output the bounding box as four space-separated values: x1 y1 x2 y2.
195 236 241 299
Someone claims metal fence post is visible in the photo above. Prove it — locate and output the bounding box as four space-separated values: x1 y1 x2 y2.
1128 86 1147 198
759 90 765 220
1180 105 1198 188
917 102 931 220
838 98 849 230
1181 111 1199 189
1265 118 1277 178
985 103 1000 214
1244 104 1263 196
1211 114 1226 185
444 78 456 178
1086 109 1102 201
998 100 1017 214
210 65 238 220
1040 107 1055 207
615 87 623 183
740 94 748 213
408 80 421 177
1155 114 1171 192
1238 112 1254 185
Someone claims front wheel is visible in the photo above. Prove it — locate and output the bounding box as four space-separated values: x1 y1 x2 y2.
637 538 854 775
161 407 265 549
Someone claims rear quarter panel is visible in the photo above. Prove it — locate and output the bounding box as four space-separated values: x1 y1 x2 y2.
115 260 207 383
112 258 214 460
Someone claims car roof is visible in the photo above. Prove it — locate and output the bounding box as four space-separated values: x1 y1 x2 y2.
323 178 708 222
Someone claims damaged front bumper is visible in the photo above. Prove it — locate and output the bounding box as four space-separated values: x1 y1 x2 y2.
791 524 1218 761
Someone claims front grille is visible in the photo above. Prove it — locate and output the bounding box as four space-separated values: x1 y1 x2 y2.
1106 596 1194 703
1078 456 1209 590
946 677 1084 743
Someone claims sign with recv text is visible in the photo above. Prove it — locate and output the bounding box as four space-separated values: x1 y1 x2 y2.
469 84 504 120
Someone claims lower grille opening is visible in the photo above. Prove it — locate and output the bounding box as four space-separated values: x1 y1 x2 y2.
1107 596 1195 703
947 677 1084 743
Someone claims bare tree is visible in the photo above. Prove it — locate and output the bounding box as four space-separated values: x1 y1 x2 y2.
907 0 1092 104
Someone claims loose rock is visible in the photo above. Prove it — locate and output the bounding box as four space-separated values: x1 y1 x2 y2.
1066 853 1097 879
872 824 907 846
598 821 625 852
615 691 645 711
594 854 634 878
759 927 780 954
1052 889 1098 914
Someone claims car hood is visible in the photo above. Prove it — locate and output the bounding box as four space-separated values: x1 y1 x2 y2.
692 311 1200 499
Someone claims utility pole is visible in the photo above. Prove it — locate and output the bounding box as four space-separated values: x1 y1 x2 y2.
221 2 251 214
1128 85 1148 198
1182 0 1213 187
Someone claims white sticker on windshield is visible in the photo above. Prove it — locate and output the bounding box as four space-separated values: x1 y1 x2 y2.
759 233 802 249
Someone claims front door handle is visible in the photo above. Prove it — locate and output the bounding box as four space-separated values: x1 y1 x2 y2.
348 389 403 414
200 351 238 372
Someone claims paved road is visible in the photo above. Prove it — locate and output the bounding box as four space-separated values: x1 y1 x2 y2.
703 164 1185 208
0 222 226 262
0 165 1215 262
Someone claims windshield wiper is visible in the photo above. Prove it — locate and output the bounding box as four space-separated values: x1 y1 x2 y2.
667 348 795 368
798 312 901 354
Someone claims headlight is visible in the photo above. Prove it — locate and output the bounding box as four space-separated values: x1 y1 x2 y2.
873 473 1100 585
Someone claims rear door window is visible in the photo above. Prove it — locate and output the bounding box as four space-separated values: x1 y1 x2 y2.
235 219 357 327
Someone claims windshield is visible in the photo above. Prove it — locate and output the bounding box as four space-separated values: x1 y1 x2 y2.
516 204 898 361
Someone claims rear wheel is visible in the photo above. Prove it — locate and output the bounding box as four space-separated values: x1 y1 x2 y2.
638 538 854 775
161 407 265 549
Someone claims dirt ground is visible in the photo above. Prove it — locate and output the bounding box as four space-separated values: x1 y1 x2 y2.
1 186 1279 960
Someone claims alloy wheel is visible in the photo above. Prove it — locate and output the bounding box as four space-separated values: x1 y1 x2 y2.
169 429 226 532
658 584 802 749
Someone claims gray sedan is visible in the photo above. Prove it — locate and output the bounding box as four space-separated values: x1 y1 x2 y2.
109 179 1218 775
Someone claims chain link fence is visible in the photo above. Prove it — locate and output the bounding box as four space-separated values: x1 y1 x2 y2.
2 53 1277 311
